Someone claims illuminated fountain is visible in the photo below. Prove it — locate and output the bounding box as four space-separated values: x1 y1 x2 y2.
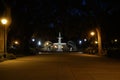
53 32 66 51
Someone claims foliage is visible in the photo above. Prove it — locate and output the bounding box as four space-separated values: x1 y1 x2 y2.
6 53 16 60
106 48 120 58
0 54 4 62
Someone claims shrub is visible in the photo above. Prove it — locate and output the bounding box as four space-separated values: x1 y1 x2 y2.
0 54 3 58
0 54 4 62
106 49 120 58
6 53 16 60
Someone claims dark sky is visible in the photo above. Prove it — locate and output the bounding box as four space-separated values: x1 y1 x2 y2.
0 0 120 42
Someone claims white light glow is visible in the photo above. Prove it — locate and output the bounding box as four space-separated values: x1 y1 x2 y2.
79 40 82 44
95 41 98 44
114 39 118 42
32 38 35 42
84 39 87 42
38 41 41 46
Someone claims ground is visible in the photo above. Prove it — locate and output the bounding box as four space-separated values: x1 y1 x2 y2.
0 52 120 80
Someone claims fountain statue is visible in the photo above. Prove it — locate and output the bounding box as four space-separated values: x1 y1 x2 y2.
53 32 66 51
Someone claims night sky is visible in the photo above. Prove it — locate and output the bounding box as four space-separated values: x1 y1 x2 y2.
0 0 120 43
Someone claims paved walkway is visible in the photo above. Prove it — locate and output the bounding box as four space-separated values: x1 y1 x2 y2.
0 53 120 80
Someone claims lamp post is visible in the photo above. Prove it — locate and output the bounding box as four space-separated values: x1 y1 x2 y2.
1 18 8 58
90 27 102 56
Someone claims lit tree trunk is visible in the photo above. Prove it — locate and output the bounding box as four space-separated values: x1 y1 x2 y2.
96 26 102 55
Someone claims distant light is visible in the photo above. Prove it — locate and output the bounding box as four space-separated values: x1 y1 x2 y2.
32 38 35 42
14 41 19 45
79 40 82 44
38 52 42 54
11 45 14 49
46 42 49 45
54 45 57 48
38 41 41 46
114 39 118 42
95 41 98 44
90 31 95 36
84 39 87 42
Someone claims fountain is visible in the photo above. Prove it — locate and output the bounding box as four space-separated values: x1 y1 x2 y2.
53 32 66 51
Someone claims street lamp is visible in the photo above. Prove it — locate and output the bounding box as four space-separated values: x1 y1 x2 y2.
90 31 95 36
1 19 7 24
1 18 8 58
14 41 19 45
